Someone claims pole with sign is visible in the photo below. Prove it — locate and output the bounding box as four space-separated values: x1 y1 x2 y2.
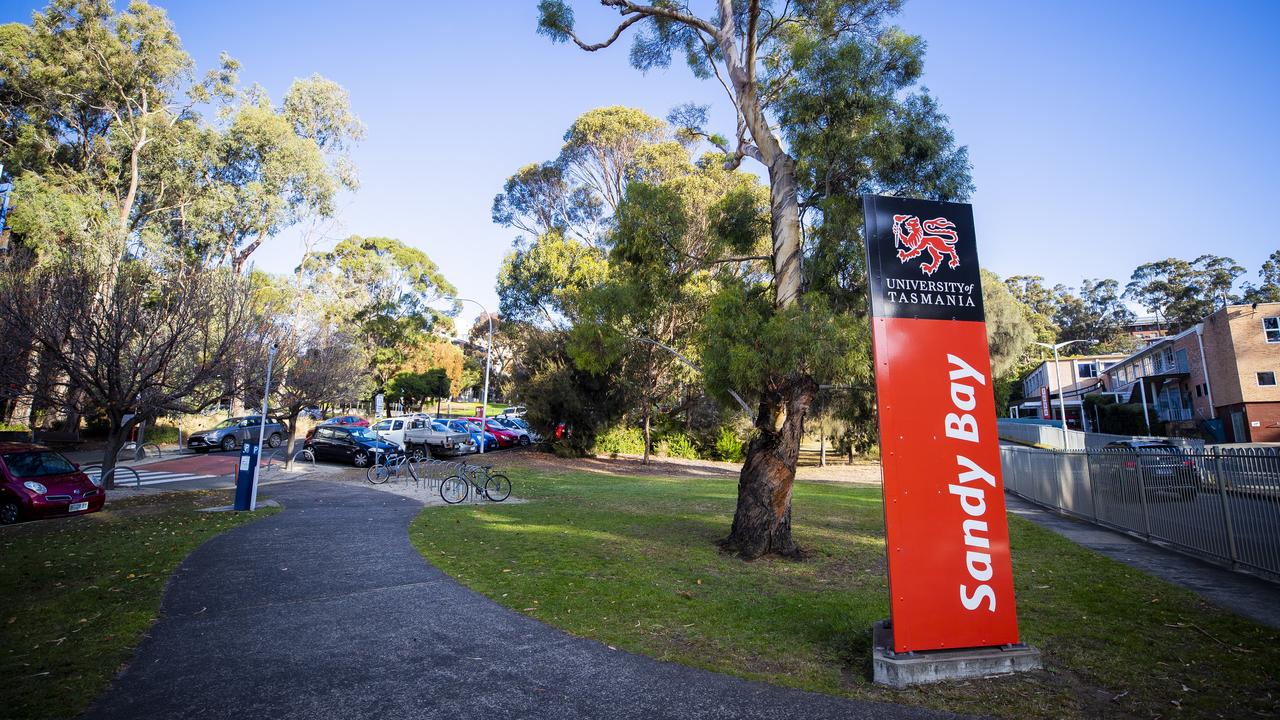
861 195 1039 682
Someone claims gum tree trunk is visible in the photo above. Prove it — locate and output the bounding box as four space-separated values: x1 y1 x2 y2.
722 377 817 559
98 421 133 491
721 147 812 560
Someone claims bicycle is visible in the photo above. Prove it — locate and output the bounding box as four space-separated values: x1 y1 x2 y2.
367 453 417 485
440 462 511 504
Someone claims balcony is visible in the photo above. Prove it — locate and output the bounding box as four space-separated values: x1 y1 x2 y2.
1157 405 1193 422
1150 354 1189 375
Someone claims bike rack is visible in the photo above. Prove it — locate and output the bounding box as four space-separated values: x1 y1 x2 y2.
117 442 162 462
396 457 509 503
263 448 316 470
83 464 142 489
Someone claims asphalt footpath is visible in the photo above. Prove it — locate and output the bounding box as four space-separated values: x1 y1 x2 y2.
84 481 963 720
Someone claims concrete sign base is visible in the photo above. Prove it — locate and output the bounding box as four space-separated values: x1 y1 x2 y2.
871 619 1042 688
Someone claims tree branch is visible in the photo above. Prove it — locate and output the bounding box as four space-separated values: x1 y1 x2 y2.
565 13 646 51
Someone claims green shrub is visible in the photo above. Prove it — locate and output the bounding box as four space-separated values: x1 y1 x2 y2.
656 432 699 459
145 424 180 444
713 425 746 462
0 422 29 433
593 425 645 455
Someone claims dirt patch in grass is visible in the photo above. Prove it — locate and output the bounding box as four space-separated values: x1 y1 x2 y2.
0 490 279 720
410 459 1280 719
487 448 882 485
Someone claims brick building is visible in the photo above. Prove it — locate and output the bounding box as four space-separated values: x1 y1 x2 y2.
1201 302 1280 442
1096 302 1279 442
1008 354 1127 430
1017 302 1280 443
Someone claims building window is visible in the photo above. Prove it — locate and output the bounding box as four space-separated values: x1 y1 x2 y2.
1260 372 1277 387
1196 384 1202 397
1077 362 1098 378
1265 317 1280 343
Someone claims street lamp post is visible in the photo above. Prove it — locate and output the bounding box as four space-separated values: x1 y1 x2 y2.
1033 339 1096 446
449 298 491 454
249 343 277 511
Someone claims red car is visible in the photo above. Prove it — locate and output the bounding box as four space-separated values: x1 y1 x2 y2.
0 442 105 525
465 418 518 448
325 415 369 428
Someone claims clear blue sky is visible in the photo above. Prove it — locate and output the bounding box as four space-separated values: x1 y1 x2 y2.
3 0 1278 332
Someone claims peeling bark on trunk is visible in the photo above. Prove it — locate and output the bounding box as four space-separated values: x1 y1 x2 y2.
642 401 651 465
722 377 817 559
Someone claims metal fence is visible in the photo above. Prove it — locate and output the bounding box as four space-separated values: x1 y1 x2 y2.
1001 445 1280 581
997 418 1205 451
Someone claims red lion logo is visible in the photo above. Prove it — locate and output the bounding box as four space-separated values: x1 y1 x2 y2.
891 214 960 275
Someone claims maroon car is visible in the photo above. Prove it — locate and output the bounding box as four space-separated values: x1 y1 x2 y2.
325 415 369 428
0 442 105 525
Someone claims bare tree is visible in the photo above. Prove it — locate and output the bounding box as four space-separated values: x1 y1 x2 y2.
0 250 261 486
244 328 370 469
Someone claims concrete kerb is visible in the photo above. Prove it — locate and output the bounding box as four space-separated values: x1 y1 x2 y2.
197 498 282 513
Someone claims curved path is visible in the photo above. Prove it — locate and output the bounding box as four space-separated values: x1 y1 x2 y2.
85 482 962 720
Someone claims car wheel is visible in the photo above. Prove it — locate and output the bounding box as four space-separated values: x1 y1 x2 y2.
0 500 20 525
353 451 370 468
267 432 283 448
408 445 427 462
519 435 530 447
221 435 237 452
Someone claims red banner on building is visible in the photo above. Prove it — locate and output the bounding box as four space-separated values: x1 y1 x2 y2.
862 195 1021 653
1040 386 1051 420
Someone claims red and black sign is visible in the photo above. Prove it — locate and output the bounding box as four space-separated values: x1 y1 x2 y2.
862 195 1021 653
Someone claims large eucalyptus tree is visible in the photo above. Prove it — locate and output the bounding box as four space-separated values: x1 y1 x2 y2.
537 0 923 557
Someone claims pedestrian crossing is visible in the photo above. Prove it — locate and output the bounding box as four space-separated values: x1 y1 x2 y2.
84 468 222 487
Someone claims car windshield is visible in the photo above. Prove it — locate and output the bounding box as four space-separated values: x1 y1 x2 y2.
373 420 392 431
213 418 239 429
349 428 379 441
3 451 77 478
431 422 449 431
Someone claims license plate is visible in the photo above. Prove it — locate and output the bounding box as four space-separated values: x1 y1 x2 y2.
68 501 89 512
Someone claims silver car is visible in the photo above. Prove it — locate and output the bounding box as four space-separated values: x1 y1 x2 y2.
187 416 287 453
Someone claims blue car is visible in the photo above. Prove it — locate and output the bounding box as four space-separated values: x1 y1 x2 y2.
447 419 498 452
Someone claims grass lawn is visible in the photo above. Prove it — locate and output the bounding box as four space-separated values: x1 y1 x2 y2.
410 464 1280 719
0 491 279 720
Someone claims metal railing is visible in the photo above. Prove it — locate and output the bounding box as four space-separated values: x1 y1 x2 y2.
82 464 142 489
1156 405 1193 422
997 418 1204 451
1001 445 1280 581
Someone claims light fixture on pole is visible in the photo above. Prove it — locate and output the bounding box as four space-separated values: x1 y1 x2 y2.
1032 339 1097 445
249 343 278 511
447 298 491 455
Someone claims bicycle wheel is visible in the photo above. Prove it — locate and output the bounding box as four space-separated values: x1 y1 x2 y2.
440 475 469 504
367 463 391 485
484 473 512 502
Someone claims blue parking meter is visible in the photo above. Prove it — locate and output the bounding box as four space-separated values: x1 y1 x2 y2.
233 442 260 511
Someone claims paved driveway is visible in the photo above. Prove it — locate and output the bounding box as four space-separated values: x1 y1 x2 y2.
84 482 960 720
